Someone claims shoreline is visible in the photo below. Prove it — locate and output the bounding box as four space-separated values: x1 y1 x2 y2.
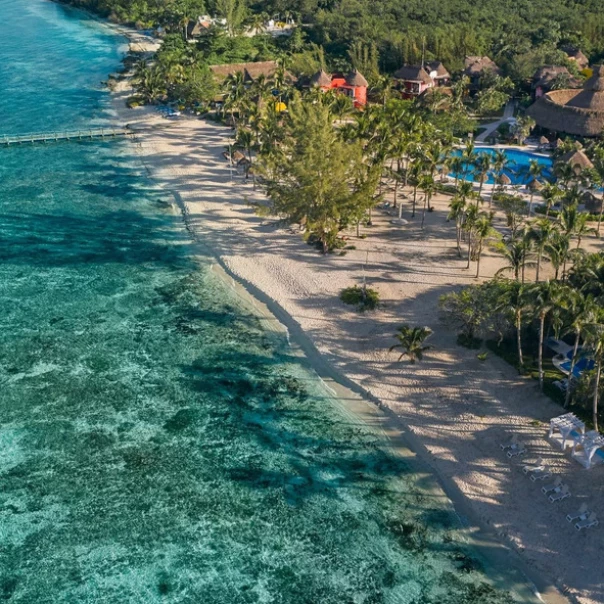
92 14 601 603
105 94 572 604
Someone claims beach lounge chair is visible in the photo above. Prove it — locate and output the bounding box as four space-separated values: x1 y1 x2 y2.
541 477 562 494
529 466 552 481
507 442 526 458
500 434 519 450
549 485 570 503
575 513 598 531
566 503 589 523
522 458 545 474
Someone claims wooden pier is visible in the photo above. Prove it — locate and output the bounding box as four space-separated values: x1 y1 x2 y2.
0 127 132 146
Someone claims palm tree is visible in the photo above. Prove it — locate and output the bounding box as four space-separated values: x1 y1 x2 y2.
491 149 508 207
495 280 528 369
463 204 479 269
474 152 492 202
528 280 568 391
419 174 436 229
495 237 534 281
448 194 467 257
540 183 563 218
583 318 604 431
591 145 604 235
449 155 465 189
563 294 598 408
390 325 433 362
461 140 477 183
544 231 571 280
222 71 247 128
527 218 558 282
554 162 575 190
574 213 596 249
525 159 544 215
473 212 495 278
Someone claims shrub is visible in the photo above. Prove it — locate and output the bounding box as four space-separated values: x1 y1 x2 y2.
340 285 380 311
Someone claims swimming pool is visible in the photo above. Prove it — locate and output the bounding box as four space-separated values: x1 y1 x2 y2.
449 147 553 186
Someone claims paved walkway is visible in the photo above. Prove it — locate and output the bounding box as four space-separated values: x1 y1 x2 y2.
475 101 515 142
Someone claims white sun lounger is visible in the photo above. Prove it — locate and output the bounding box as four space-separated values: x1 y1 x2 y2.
529 466 552 481
541 478 562 494
549 485 570 503
576 513 598 531
507 442 526 458
500 434 519 450
522 458 545 474
566 503 589 523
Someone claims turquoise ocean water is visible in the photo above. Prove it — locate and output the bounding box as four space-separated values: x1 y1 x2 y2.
0 2 529 602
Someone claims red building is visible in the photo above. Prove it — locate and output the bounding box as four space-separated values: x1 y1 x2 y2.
309 69 368 107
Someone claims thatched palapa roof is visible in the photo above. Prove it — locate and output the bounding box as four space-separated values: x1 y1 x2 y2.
427 61 450 79
464 56 501 77
210 61 294 84
527 178 543 191
345 69 368 87
527 65 604 136
310 69 332 87
558 149 594 171
393 65 433 85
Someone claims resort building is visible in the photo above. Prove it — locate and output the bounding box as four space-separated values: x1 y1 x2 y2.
464 56 502 90
186 16 214 39
527 65 604 137
309 69 368 107
393 62 451 98
209 61 292 84
532 66 580 99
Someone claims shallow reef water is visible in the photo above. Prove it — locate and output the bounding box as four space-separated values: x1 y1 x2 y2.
0 1 522 602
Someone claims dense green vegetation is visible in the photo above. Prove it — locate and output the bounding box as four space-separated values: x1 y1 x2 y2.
62 0 604 80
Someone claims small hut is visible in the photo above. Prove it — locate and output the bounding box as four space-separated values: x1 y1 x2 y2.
393 65 434 97
558 149 594 174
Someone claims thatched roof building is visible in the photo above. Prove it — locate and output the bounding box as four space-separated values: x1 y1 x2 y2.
527 65 604 137
464 56 501 77
209 61 294 84
532 66 581 93
557 149 594 172
393 65 433 85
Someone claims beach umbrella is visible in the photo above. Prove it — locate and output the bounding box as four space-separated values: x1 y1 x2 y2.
539 136 550 145
499 174 512 185
527 178 543 191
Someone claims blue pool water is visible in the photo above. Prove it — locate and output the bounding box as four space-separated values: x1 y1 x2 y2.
0 1 528 602
450 147 553 185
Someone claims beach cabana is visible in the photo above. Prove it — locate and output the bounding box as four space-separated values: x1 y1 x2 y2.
572 433 604 469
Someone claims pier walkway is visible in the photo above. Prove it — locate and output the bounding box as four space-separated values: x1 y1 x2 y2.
1 127 132 146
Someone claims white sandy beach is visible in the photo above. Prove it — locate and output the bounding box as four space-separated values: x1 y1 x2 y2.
110 81 604 604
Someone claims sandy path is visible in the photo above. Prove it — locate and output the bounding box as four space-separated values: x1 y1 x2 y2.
110 91 604 604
